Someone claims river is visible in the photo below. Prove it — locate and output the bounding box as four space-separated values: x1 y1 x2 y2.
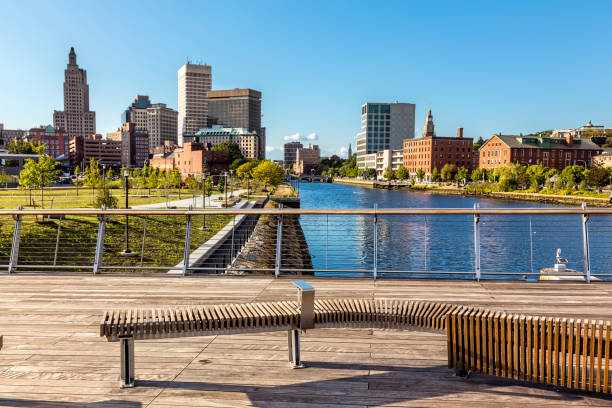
294 182 612 280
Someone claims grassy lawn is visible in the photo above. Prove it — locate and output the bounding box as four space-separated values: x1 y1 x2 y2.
0 187 212 209
0 212 233 273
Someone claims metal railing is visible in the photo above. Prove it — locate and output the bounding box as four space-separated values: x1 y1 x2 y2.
0 206 611 281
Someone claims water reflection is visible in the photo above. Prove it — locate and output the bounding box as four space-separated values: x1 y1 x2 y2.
297 182 612 280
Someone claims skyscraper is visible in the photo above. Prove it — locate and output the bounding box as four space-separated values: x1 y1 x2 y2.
177 62 211 146
53 47 96 139
123 95 178 149
356 102 415 169
283 141 303 169
206 88 264 157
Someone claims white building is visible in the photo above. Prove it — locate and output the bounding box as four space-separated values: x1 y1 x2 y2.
356 102 415 169
362 149 403 178
184 125 259 159
178 62 212 146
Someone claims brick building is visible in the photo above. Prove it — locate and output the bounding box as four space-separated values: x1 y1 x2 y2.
293 144 321 175
403 127 474 174
69 134 122 167
174 142 230 179
120 122 149 167
28 125 69 160
479 134 603 170
149 142 177 172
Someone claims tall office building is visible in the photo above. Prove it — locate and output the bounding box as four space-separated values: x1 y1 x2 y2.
356 102 415 169
207 88 264 158
123 95 178 149
177 62 211 146
53 47 96 139
283 141 303 169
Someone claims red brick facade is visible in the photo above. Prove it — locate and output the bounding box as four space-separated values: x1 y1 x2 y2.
403 135 474 174
173 142 230 179
479 135 603 170
29 125 69 160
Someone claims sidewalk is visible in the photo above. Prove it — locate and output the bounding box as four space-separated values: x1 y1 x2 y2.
132 189 247 209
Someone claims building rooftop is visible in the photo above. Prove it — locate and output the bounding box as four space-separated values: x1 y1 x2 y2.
493 134 602 150
192 125 257 137
0 275 611 406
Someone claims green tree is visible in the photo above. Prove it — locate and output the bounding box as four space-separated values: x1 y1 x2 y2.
471 168 484 182
251 160 284 190
441 164 458 182
211 142 244 163
18 153 60 207
395 166 409 180
236 160 259 178
455 166 469 183
94 186 118 208
584 167 610 192
416 168 425 182
383 167 396 181
6 139 45 166
431 167 440 182
364 168 377 179
472 137 486 151
230 158 248 171
560 165 585 184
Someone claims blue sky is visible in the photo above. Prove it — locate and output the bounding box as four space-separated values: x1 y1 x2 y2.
1 1 611 160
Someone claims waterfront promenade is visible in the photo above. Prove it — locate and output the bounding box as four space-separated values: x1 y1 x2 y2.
1 275 612 406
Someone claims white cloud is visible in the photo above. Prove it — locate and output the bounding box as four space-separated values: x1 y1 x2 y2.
283 132 318 142
338 146 348 157
265 145 277 153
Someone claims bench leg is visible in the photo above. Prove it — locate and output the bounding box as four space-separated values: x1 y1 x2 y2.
120 337 135 388
288 329 305 368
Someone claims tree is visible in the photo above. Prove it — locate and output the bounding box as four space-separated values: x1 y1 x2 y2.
416 168 425 182
18 153 60 207
526 164 548 188
441 164 458 182
455 166 469 183
561 165 584 184
517 173 529 189
211 142 244 163
471 168 484 182
472 137 486 151
395 166 409 180
251 160 284 190
431 167 440 182
383 167 396 181
364 168 377 179
584 167 610 192
6 139 45 166
236 160 259 178
230 158 248 171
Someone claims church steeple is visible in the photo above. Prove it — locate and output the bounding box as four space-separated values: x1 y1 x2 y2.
422 108 435 138
68 47 77 65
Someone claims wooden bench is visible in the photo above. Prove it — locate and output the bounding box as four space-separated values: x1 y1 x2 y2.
447 308 612 395
100 281 455 388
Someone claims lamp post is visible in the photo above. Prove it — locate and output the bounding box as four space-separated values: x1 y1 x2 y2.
200 171 209 231
247 173 250 201
229 170 234 197
224 171 228 207
120 168 135 256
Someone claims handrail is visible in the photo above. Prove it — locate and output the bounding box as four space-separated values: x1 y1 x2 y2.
0 207 612 216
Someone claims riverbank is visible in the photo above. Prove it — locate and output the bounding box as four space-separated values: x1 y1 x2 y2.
332 177 611 207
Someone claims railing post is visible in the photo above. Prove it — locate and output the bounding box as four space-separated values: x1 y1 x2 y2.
53 218 62 266
8 205 23 274
183 205 192 276
581 203 591 283
373 203 378 280
274 204 283 278
93 210 106 275
474 203 481 281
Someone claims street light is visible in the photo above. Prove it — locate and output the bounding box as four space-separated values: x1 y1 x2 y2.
120 168 135 256
200 171 209 231
229 170 234 197
224 171 228 207
246 174 250 201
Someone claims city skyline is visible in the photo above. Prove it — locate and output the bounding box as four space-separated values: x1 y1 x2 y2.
1 1 612 160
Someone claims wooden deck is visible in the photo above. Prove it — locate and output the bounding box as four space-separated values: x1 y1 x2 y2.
1 275 612 407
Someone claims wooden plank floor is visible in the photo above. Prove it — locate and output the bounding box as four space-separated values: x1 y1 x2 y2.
1 275 612 407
